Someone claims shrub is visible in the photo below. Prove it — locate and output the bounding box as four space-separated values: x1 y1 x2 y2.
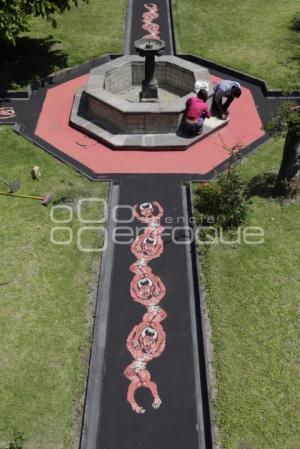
194 169 248 230
264 101 300 138
290 12 300 31
1 432 25 449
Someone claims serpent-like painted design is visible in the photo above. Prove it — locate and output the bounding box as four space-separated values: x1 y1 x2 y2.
142 3 160 40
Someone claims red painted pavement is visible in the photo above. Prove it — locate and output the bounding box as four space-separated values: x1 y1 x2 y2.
35 75 264 174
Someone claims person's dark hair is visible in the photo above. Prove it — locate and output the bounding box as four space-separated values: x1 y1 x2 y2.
231 85 242 98
197 89 208 101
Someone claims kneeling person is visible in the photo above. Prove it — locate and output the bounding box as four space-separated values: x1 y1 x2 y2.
184 89 210 136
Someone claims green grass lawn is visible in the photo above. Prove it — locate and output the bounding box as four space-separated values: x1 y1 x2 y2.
0 127 108 449
174 0 300 91
1 0 126 90
197 141 300 449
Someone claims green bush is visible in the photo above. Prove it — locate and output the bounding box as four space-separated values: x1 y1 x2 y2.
1 432 25 449
264 100 300 137
194 170 248 230
290 12 300 31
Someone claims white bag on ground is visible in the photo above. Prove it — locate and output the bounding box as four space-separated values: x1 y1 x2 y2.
194 81 209 94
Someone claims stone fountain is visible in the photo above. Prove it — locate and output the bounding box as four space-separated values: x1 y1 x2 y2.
70 41 227 149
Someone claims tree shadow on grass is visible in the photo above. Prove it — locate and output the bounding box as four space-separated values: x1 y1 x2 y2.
246 172 278 199
0 35 68 93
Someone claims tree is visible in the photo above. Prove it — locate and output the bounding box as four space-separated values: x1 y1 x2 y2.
0 0 88 44
265 101 300 195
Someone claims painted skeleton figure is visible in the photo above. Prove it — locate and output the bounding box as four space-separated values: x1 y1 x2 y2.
126 201 166 414
133 201 164 224
124 314 166 414
131 225 164 261
130 263 166 307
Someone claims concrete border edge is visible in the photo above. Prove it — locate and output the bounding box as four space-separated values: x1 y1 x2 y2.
79 181 119 449
182 181 217 449
124 0 133 54
181 183 214 449
166 0 175 55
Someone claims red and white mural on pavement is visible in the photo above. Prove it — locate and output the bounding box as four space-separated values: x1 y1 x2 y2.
142 3 160 40
0 106 16 119
131 224 164 261
124 202 166 414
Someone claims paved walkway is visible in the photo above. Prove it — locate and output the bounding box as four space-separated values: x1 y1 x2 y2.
90 178 208 449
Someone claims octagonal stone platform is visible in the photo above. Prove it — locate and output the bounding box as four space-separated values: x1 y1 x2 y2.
70 55 228 150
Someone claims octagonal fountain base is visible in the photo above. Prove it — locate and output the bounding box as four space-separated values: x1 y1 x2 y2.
70 55 228 150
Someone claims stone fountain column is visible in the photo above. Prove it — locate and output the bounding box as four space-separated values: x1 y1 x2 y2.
134 38 165 101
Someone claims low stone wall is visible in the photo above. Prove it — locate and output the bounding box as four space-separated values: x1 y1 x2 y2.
89 96 179 133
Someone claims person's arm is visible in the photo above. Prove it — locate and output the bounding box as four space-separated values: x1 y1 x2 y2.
185 97 191 113
204 104 211 119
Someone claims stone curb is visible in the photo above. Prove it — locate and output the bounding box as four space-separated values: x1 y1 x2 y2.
185 181 218 449
79 182 120 449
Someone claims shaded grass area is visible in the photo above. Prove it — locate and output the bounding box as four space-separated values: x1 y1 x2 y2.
174 0 300 90
196 140 300 449
0 127 108 449
0 0 126 91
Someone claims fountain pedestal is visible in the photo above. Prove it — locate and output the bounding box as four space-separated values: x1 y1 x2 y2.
134 38 165 101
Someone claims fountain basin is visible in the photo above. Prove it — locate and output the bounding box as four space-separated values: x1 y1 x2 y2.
70 55 227 149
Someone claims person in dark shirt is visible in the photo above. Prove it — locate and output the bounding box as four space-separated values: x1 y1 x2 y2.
211 80 242 119
183 89 211 136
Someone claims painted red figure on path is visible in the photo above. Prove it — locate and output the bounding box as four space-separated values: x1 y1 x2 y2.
131 224 164 261
125 201 167 414
0 106 16 119
133 201 164 224
124 313 166 414
130 263 166 307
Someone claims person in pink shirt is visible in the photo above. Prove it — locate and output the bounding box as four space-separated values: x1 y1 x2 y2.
183 89 210 135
